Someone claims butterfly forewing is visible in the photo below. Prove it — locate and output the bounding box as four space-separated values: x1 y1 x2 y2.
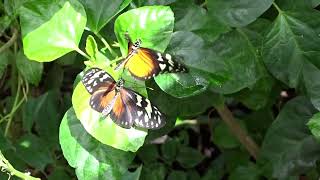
121 88 166 129
82 68 116 94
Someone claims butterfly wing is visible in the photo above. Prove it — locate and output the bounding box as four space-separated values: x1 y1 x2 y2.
117 87 166 129
82 68 117 112
82 68 116 94
125 47 188 80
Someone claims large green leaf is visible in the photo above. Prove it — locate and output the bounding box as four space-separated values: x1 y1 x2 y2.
22 90 62 149
114 6 174 56
14 134 54 171
172 0 230 42
259 96 320 179
176 146 204 168
59 108 135 180
79 0 131 33
262 9 320 110
155 31 227 97
207 0 272 27
210 29 263 94
20 0 86 62
16 51 43 86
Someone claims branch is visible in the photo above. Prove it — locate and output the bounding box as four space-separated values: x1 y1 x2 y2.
0 28 18 54
215 105 260 160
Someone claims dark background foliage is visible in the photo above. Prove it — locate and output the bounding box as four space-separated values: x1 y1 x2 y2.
1 0 320 179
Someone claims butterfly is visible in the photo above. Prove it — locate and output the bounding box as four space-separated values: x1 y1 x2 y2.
81 67 166 129
115 33 188 80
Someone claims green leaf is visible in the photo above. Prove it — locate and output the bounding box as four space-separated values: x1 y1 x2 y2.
0 15 12 35
207 0 273 27
79 0 131 33
229 163 261 180
22 90 62 148
20 0 86 62
172 0 230 42
259 96 320 179
147 80 220 117
224 150 250 172
307 112 320 141
161 138 179 163
212 120 246 149
176 146 204 168
48 167 71 180
137 144 159 163
155 31 227 97
114 6 174 56
275 0 315 10
59 108 135 180
167 170 187 180
72 81 147 152
210 29 263 94
202 155 225 180
262 10 320 110
16 51 43 86
139 163 166 180
14 134 54 170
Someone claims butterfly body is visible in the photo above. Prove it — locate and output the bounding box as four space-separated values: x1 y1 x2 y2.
82 68 165 129
116 35 188 80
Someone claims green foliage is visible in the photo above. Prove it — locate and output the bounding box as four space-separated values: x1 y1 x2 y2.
1 0 320 179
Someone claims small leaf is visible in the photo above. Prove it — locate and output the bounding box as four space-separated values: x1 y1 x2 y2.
85 35 98 58
307 112 320 141
207 0 273 27
16 51 43 86
20 0 86 61
59 108 135 180
176 146 204 168
137 144 159 163
79 0 132 33
121 166 142 180
140 163 166 180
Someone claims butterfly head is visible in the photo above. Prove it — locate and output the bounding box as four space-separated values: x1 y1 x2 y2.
132 39 142 51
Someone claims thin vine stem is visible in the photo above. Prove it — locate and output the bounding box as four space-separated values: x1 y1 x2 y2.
74 47 91 60
0 151 40 180
96 33 117 58
0 28 18 54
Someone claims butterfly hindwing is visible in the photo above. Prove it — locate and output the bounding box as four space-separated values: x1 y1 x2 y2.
155 52 188 73
120 88 166 129
82 68 116 94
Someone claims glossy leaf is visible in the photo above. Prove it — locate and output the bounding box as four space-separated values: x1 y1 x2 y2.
229 163 261 180
259 96 320 179
167 170 187 180
59 108 135 180
20 0 86 61
114 6 174 56
307 112 320 141
79 0 132 33
155 31 227 97
16 51 43 86
262 9 320 110
207 0 273 27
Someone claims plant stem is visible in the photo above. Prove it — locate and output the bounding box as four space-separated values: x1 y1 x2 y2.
96 33 117 58
215 105 260 160
272 2 282 13
0 151 40 180
74 47 91 60
0 28 18 54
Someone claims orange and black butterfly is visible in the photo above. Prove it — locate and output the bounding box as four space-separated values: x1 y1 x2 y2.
82 67 165 129
115 34 188 80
